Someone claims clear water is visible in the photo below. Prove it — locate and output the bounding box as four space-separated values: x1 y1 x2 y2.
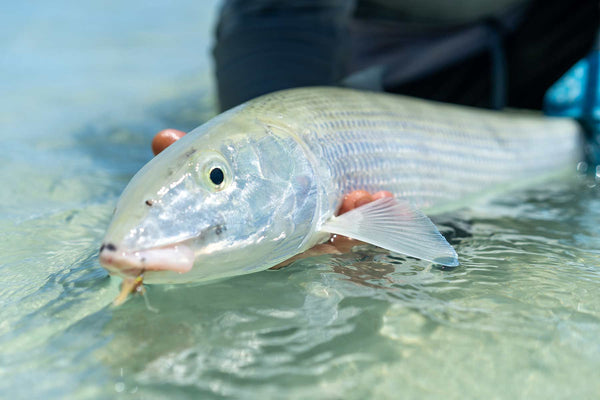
2 2 600 399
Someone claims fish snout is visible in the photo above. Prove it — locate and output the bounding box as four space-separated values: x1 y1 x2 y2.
98 242 117 267
98 242 195 277
99 242 137 277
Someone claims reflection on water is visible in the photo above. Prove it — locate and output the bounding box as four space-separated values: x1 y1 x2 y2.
4 129 600 400
2 2 600 399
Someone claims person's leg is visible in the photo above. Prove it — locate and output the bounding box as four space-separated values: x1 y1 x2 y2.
353 4 528 109
213 0 354 111
381 0 598 110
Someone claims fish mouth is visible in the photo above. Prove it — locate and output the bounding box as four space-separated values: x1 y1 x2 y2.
99 242 194 277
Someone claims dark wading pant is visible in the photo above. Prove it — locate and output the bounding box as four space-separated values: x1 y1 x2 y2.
213 0 599 112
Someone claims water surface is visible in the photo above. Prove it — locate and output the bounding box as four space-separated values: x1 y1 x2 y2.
1 2 600 399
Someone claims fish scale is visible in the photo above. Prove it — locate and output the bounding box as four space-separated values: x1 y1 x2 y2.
248 87 584 213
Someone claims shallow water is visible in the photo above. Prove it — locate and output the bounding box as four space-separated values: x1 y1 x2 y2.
2 3 600 399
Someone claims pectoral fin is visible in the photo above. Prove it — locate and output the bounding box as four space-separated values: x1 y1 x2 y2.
321 197 459 266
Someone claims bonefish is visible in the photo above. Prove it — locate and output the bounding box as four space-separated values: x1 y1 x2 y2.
99 87 583 288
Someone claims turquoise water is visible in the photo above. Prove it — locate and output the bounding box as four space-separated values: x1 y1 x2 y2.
2 3 600 399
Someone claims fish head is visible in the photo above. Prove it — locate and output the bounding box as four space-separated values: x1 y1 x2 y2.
99 109 322 284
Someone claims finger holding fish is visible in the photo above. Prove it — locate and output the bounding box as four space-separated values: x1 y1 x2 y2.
152 128 186 155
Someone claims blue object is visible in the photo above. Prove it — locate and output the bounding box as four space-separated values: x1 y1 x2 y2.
544 33 600 164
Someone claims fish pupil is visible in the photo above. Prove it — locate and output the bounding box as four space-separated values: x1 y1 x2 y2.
209 167 224 186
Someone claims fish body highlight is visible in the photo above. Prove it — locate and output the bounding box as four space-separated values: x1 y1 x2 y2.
99 87 584 284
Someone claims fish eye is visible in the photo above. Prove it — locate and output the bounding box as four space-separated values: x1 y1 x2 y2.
192 151 231 191
209 167 224 186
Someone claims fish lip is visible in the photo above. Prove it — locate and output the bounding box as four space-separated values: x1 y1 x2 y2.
99 243 194 277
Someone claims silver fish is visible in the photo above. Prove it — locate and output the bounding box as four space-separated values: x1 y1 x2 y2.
99 87 584 284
